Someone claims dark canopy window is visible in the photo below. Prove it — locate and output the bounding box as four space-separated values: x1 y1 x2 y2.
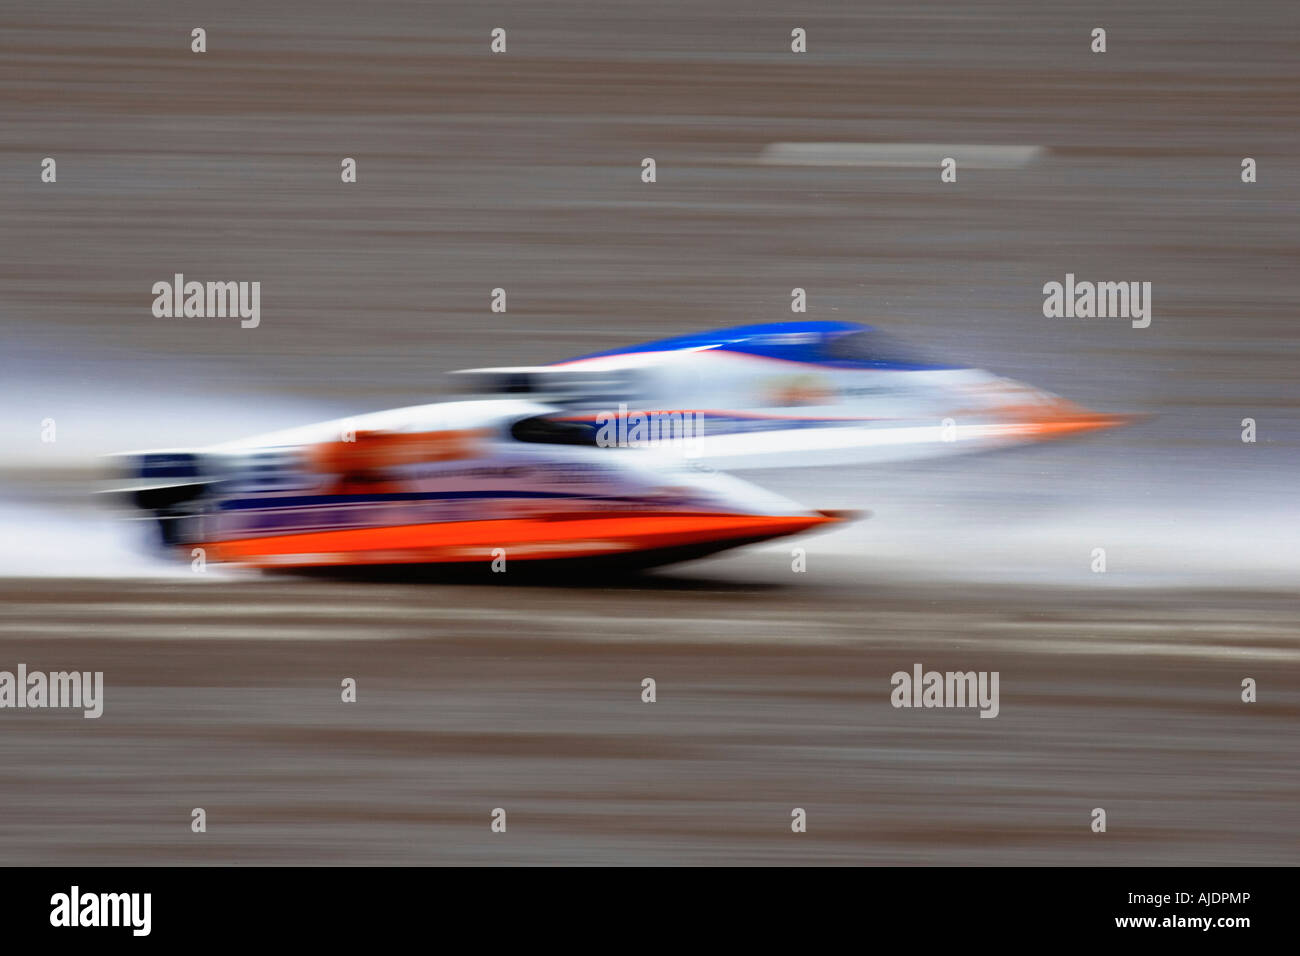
823 330 951 369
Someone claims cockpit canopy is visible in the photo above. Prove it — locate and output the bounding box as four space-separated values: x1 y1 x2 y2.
562 321 957 370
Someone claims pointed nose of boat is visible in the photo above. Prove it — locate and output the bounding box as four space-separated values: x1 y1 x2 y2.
982 381 1143 443
1011 403 1144 441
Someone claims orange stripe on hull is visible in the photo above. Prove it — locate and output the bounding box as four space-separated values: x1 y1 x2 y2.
204 512 840 568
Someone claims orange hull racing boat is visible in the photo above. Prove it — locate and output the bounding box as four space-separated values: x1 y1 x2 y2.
110 322 1131 573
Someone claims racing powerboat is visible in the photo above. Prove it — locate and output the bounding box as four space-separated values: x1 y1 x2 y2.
111 321 1131 572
